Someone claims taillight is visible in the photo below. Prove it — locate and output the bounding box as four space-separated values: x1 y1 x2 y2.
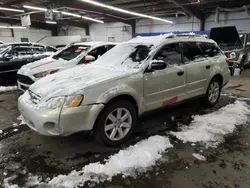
225 57 229 65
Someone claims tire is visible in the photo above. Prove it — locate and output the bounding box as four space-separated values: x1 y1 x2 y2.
94 100 137 146
202 78 222 107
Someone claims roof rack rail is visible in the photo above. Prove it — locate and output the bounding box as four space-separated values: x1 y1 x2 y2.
166 34 208 39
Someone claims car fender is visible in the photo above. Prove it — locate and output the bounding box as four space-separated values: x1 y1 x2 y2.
96 84 143 114
205 63 224 90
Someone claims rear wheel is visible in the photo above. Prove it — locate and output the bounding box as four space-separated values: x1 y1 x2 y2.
94 100 137 146
203 78 222 107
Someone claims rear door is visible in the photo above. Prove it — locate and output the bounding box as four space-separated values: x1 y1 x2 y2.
181 42 212 98
143 42 187 111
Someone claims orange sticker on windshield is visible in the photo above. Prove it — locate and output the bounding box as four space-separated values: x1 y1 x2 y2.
75 49 82 53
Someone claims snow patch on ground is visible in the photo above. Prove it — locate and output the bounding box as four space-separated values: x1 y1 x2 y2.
23 135 172 188
171 100 250 147
17 116 25 125
192 153 206 161
0 86 17 92
221 93 250 101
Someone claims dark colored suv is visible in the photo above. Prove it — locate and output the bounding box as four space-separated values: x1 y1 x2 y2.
210 26 250 74
0 43 57 85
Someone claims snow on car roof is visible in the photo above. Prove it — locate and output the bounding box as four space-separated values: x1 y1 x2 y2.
126 33 215 46
126 34 173 46
74 42 117 47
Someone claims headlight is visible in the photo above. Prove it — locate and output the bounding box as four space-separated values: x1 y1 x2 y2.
230 52 237 59
33 69 59 78
39 95 84 109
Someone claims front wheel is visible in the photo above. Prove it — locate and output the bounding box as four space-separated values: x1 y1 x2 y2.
203 78 222 107
94 100 137 146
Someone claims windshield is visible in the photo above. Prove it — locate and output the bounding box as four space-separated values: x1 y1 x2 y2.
52 45 90 61
94 43 151 70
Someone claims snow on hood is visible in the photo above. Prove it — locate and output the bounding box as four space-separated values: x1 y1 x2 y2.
29 64 135 99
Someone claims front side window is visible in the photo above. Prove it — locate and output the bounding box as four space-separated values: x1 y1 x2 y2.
88 46 108 59
181 42 204 63
154 43 182 66
53 45 90 61
11 46 34 56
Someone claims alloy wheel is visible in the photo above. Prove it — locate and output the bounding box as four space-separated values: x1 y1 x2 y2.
104 108 132 141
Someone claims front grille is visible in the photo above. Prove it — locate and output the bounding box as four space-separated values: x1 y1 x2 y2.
28 90 41 104
17 74 34 85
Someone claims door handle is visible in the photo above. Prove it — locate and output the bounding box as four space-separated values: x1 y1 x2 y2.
177 71 184 76
206 65 211 69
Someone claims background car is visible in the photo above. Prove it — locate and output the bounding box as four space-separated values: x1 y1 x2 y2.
210 26 250 74
0 43 57 85
17 42 117 91
18 34 230 146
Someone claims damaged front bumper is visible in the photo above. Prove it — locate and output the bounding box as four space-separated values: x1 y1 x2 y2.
18 95 105 136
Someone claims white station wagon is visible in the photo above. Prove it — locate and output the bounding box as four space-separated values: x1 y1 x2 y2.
18 34 230 146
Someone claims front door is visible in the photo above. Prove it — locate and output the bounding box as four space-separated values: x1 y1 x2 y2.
143 43 187 111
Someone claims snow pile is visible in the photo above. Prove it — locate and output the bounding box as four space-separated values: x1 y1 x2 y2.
24 135 172 188
171 100 250 147
192 153 206 161
0 86 17 92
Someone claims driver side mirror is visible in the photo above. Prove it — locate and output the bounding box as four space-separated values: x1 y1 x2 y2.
149 60 167 71
85 55 96 62
79 55 96 64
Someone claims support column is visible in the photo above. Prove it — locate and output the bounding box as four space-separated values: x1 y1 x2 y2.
84 24 90 36
200 15 205 31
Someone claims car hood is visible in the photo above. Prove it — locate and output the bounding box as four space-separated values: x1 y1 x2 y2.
29 64 136 100
18 57 69 75
210 26 243 50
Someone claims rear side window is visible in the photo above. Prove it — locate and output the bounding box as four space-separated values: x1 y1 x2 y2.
200 43 221 57
181 42 204 62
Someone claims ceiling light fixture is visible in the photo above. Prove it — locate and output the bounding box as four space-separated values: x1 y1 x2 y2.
80 0 173 24
61 11 81 18
23 5 47 11
23 5 104 23
0 7 24 13
52 10 60 13
45 21 57 24
81 16 104 23
0 26 26 29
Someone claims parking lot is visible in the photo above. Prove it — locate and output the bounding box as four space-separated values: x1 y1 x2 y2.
0 70 250 188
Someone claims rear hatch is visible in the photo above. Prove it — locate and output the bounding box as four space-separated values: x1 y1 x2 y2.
210 26 243 51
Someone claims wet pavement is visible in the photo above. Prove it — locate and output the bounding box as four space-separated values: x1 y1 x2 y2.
1 72 250 188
